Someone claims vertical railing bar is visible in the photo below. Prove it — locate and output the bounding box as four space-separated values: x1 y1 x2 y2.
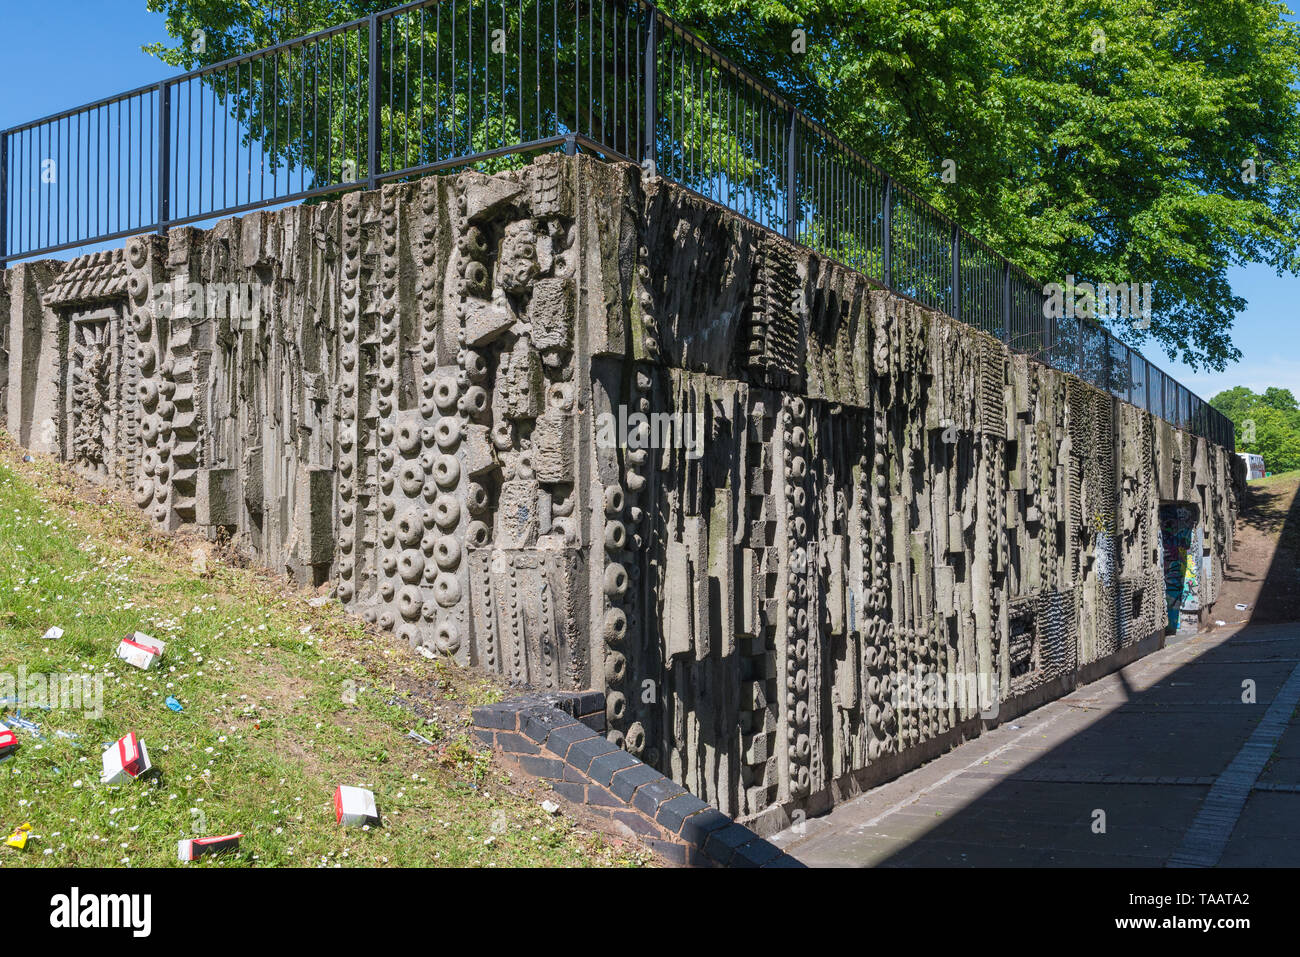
0 131 8 265
1002 261 1010 346
643 4 656 168
882 175 892 290
951 224 960 323
785 107 796 242
368 13 380 189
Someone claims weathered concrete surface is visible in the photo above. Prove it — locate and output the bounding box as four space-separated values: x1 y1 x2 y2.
772 621 1300 866
0 154 1242 831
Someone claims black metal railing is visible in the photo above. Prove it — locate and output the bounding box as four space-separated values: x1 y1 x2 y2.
0 0 1234 449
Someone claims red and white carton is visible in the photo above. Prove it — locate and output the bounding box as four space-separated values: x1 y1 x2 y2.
0 721 17 762
334 785 378 827
178 833 242 861
101 732 152 784
116 632 166 670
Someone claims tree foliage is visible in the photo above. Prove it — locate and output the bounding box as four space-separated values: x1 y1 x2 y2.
1211 385 1300 473
144 0 1300 371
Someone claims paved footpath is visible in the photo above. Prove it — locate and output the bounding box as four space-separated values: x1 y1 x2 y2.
772 622 1300 867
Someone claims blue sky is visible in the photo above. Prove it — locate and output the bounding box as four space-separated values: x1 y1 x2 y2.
1 0 1296 402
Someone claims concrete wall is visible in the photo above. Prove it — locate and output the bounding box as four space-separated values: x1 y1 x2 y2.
0 154 1241 830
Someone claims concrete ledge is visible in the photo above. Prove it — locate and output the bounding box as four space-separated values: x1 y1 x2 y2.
472 692 802 868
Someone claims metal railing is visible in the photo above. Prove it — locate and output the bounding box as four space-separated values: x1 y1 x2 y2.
0 0 1234 449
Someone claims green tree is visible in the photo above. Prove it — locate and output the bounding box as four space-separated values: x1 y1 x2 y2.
1260 386 1299 412
1212 386 1300 472
1242 404 1300 472
1211 385 1261 423
144 0 1300 372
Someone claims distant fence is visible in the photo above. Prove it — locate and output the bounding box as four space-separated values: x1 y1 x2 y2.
0 0 1233 449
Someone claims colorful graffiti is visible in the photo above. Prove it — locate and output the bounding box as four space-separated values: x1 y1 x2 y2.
1159 504 1198 630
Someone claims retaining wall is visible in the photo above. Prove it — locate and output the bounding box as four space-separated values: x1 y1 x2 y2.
0 153 1242 832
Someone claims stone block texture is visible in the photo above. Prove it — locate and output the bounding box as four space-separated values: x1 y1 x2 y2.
0 154 1241 829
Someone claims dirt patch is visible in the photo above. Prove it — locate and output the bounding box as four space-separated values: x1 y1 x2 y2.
1212 472 1300 626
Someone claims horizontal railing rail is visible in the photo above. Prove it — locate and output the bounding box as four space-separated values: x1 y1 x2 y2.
0 0 1234 450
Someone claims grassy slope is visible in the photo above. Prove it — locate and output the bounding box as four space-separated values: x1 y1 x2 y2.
0 432 648 868
1252 469 1300 487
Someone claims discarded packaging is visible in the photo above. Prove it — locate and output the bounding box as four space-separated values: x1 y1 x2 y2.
0 722 18 762
4 712 42 737
165 696 184 713
116 633 166 670
1235 603 1250 611
178 833 242 861
406 730 435 747
101 732 152 784
334 785 379 827
4 823 32 850
41 626 64 642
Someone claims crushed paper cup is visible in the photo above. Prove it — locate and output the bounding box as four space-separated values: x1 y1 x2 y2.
334 785 378 827
116 633 166 670
101 732 152 784
178 833 242 861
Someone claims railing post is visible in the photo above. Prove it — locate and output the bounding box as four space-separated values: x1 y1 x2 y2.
0 130 8 265
882 176 892 289
643 5 657 169
950 225 960 321
785 107 797 242
1103 331 1113 394
1076 318 1085 377
157 82 171 235
1001 261 1011 347
367 13 380 191
1043 285 1054 361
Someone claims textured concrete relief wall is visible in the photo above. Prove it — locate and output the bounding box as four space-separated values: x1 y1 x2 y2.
0 154 1239 829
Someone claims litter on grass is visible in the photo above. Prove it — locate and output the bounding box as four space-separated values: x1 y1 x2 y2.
101 732 152 784
0 722 18 762
3 712 44 738
4 823 32 850
41 626 64 641
178 833 242 861
334 785 379 827
165 696 184 713
116 633 166 670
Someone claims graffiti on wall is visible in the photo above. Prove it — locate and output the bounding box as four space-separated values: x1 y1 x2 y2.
1159 504 1197 630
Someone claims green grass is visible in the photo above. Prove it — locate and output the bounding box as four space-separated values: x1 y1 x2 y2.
0 433 649 868
1253 469 1300 487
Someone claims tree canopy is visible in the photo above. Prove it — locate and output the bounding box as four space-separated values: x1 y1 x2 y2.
1211 385 1300 473
144 0 1300 372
